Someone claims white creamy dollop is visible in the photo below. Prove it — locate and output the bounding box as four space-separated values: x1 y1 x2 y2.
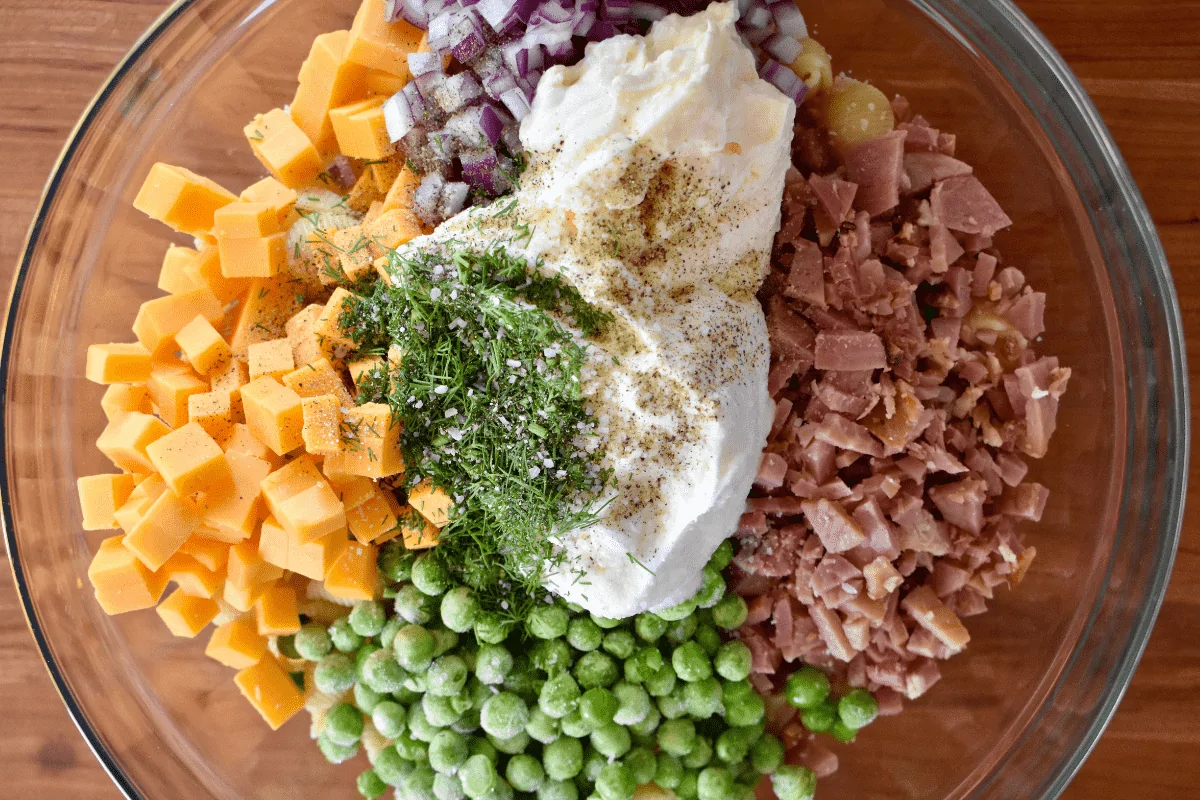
408 3 794 617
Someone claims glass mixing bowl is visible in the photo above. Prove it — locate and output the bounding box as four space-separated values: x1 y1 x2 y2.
1 0 1187 797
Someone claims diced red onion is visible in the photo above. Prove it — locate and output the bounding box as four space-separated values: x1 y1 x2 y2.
414 173 447 225
572 9 597 35
742 3 770 27
427 128 458 161
544 38 576 63
415 68 447 99
630 1 667 21
734 0 752 18
742 22 774 45
433 72 485 113
531 0 574 24
426 11 454 48
587 19 616 38
499 86 533 121
501 123 522 155
397 0 428 26
448 9 488 63
763 32 801 64
383 92 418 142
408 52 444 77
759 57 807 103
461 147 508 194
326 155 357 189
602 0 632 22
440 181 471 217
447 103 508 149
769 0 807 38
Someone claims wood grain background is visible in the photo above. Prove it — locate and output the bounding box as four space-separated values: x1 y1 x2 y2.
1 0 1198 797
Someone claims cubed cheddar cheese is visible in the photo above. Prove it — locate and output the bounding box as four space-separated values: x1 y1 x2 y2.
285 304 326 368
314 287 359 360
330 96 392 160
125 489 203 571
233 655 306 730
213 201 281 238
176 315 233 375
133 163 237 235
381 163 421 213
219 232 288 279
229 275 306 358
367 208 422 251
88 536 169 615
157 588 220 638
348 355 385 389
189 391 236 445
332 225 376 280
248 339 296 382
323 402 404 479
88 349 151 394
224 422 282 468
409 479 453 528
206 614 268 669
78 474 137 531
347 172 384 213
324 540 378 601
146 422 231 497
228 533 285 590
240 177 299 226
345 0 423 76
283 357 355 405
259 514 347 580
292 30 371 154
368 158 401 194
365 68 405 96
182 245 251 305
401 507 441 550
133 287 224 355
101 383 153 421
363 200 386 224
146 365 210 428
159 245 202 294
242 377 306 456
199 452 272 541
245 108 324 189
261 456 347 544
225 577 275 614
179 534 230 573
301 394 342 456
256 583 301 636
114 474 167 533
97 411 170 473
346 488 404 545
258 515 290 571
163 552 223 599
210 356 250 401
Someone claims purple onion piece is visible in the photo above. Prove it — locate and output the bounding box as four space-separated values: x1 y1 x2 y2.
326 155 357 190
532 0 574 24
544 38 575 63
587 19 617 38
572 9 597 36
763 32 802 64
759 58 807 103
517 69 543 100
449 8 488 63
426 10 454 49
770 0 807 38
399 0 429 27
446 104 507 149
500 124 522 155
434 72 485 114
413 173 447 225
602 0 632 21
408 51 444 77
499 87 532 121
461 146 507 194
383 92 418 142
743 3 770 27
427 128 459 161
477 0 521 32
440 181 471 218
733 0 752 16
415 69 448 99
743 22 774 45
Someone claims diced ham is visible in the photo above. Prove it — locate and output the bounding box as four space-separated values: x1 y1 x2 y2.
741 627 783 674
904 658 942 699
784 238 827 308
814 330 887 371
843 615 871 652
875 687 905 716
811 554 862 597
929 175 1013 236
929 224 965 274
767 299 817 365
755 452 789 490
1005 291 1046 340
802 498 867 554
901 586 970 653
795 743 840 779
900 122 939 152
932 560 971 597
853 498 901 559
994 451 1029 487
863 556 903 600
746 594 774 625
971 253 998 297
928 477 987 535
808 603 856 662
999 482 1049 521
808 173 858 234
738 511 768 537
814 412 884 457
845 130 907 216
904 151 972 193
768 357 803 397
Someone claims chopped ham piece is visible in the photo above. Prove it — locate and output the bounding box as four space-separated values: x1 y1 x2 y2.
904 659 942 699
972 253 998 297
999 482 1050 521
863 556 904 600
814 413 884 457
767 299 817 365
929 224 965 274
796 743 840 779
904 151 972 193
845 130 907 216
814 330 887 371
755 452 789 490
929 175 1013 236
741 627 783 674
928 477 987 535
802 498 867 554
901 586 970 653
875 688 905 716
746 594 774 626
784 239 827 308
1005 291 1046 340
808 173 858 236
808 603 855 662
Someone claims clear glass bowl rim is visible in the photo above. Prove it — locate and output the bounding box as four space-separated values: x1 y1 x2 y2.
0 0 1188 798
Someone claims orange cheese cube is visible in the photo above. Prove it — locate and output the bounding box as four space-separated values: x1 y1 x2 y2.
88 536 169 615
365 69 405 96
229 275 306 358
276 482 348 544
188 391 236 445
261 456 323 506
292 30 371 155
225 579 274 613
242 377 305 456
248 339 296 381
330 96 392 160
78 473 137 531
146 422 231 496
283 357 355 405
323 402 404 479
176 315 233 375
86 343 152 385
324 540 378 601
219 232 287 279
206 615 268 668
347 172 383 213
314 287 359 360
133 162 237 235
409 479 453 528
367 207 422 251
234 655 306 730
157 588 220 637
245 108 324 189
101 383 152 422
146 365 210 428
286 304 326 369
258 515 291 571
240 177 299 226
97 411 170 473
224 422 282 468
368 158 401 194
382 162 421 212
133 287 224 355
199 452 271 540
159 245 202 294
213 201 281 239
182 244 250 304
125 489 203 571
114 474 167 533
256 584 301 635
210 356 250 401
346 0 423 76
347 490 403 544
291 529 349 581
179 534 230 572
228 533 285 590
332 225 376 281
163 552 223 598
348 355 385 389
302 394 342 456
401 508 440 550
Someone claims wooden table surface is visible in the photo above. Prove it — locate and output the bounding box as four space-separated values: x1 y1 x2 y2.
2 0 1198 798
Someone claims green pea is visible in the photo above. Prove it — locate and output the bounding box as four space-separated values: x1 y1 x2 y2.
538 780 580 800
409 702 442 742
611 682 652 726
708 540 735 572
771 765 817 800
657 719 697 757
330 617 364 652
784 667 831 710
644 662 678 698
528 604 570 640
526 707 561 744
751 734 785 773
532 638 573 674
672 642 712 682
536 670 580 719
372 700 408 739
544 737 585 781
838 688 879 730
710 595 747 631
676 771 700 800
432 627 460 657
395 729 430 762
350 600 386 637
315 653 356 695
559 709 593 738
506 753 546 792
480 692 529 739
634 613 668 643
721 680 765 727
714 726 757 765
583 748 608 782
596 762 636 800
369 748 414 787
424 693 463 728
427 654 469 697
693 625 722 658
714 642 752 683
395 583 437 625
394 624 436 671
379 542 415 583
487 729 531 755
318 731 359 764
452 707 482 735
618 747 654 786
683 677 722 719
628 704 661 738
295 625 333 661
412 553 450 596
469 678 495 710
657 688 688 720
435 773 466 800
799 700 836 733
476 644 515 685
429 730 470 774
379 616 404 650
590 723 632 759
439 586 478 632
590 614 622 629
830 719 857 743
682 736 713 769
404 670 429 694
469 736 499 764
697 766 735 800
579 687 618 727
362 648 408 694
474 612 515 645
574 651 618 689
601 629 636 660
406 765 440 800
567 617 603 652
692 567 727 610
461 754 498 799
358 768 388 799
654 753 683 789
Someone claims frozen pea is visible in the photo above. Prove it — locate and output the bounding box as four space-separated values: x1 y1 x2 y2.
710 595 747 631
412 553 451 596
428 654 470 697
318 732 360 764
694 624 722 658
435 773 467 800
682 736 713 770
441 587 479 633
590 614 622 630
543 737 585 781
406 765 439 800
429 730 471 774
830 720 857 744
452 707 482 735
684 677 722 719
567 617 603 652
474 612 515 645
469 736 499 764
707 540 735 572
409 702 443 742
625 647 666 685
295 625 333 661
665 615 698 645
528 604 570 640
487 730 532 755
379 543 415 583
799 701 836 733
655 598 697 622
579 687 618 727
480 692 529 739
424 693 463 728
635 613 668 643
721 680 765 727
784 667 831 710
395 583 437 625
484 777 514 800
657 719 697 756
315 653 356 695
404 670 429 694
601 630 636 660
714 642 752 683
356 642 382 682
394 624 436 671
658 685 688 720
697 767 735 800
350 600 387 637
372 701 408 739
559 709 594 738
538 780 579 800
380 616 405 650
395 730 430 762
358 768 388 799
362 648 408 695
354 682 384 714
771 766 817 800
507 754 546 792
330 617 364 652
750 734 785 774
503 658 540 696
676 772 700 800
532 638 573 674
574 651 618 689
672 642 712 682
654 753 683 789
714 727 756 765
625 747 658 785
476 644 515 685
644 662 678 698
629 704 662 738
461 754 498 799
612 682 652 726
596 763 636 800
838 688 879 730
326 703 365 746
432 628 460 657
526 707 561 744
583 748 608 782
590 723 632 759
692 567 726 610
